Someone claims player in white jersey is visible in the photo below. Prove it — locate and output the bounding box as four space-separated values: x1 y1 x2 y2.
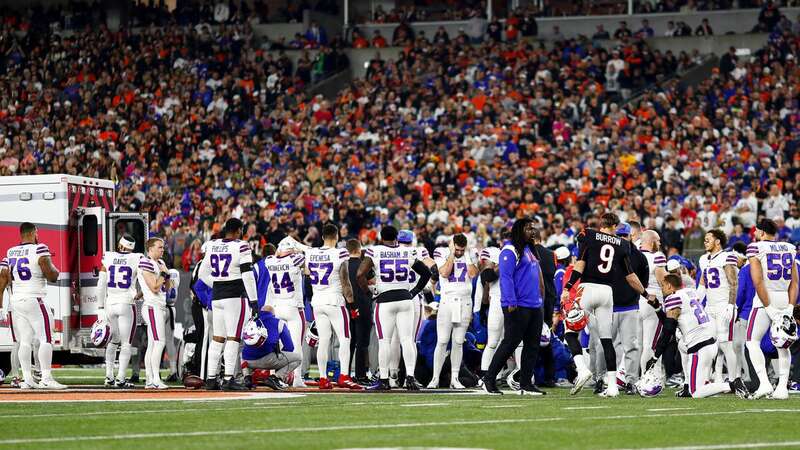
98 235 143 388
429 234 478 389
358 225 431 391
745 219 798 399
476 245 502 375
137 237 174 390
305 224 361 390
255 242 307 387
638 230 668 373
197 218 258 391
696 229 739 383
164 268 181 382
645 273 749 399
0 222 65 389
386 230 436 387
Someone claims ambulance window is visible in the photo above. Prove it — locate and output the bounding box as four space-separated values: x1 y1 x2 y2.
83 215 98 256
115 219 146 253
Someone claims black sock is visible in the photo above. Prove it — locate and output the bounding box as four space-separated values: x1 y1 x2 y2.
600 338 616 372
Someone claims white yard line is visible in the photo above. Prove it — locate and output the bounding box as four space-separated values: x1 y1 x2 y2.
563 406 610 410
612 441 800 450
400 402 451 407
482 405 524 409
0 408 794 445
645 407 694 412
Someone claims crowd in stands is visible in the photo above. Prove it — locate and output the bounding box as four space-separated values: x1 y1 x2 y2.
0 0 799 277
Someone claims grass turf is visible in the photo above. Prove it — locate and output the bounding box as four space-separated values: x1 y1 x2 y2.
1 369 798 450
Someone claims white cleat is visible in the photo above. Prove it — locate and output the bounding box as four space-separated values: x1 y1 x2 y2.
292 380 307 388
450 379 466 389
599 386 619 398
426 379 439 389
571 370 593 396
154 382 169 390
104 377 115 388
751 384 774 400
389 377 399 388
37 378 67 390
19 380 41 389
769 386 789 400
145 383 158 390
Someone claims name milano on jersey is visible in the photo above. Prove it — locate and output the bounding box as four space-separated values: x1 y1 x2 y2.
698 251 738 307
263 253 305 307
746 240 796 308
365 244 420 297
103 251 143 305
6 243 51 300
305 246 349 306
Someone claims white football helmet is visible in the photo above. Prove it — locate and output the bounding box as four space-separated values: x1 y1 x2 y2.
540 326 551 347
242 318 268 347
770 314 798 349
91 320 111 347
306 321 319 347
636 365 663 398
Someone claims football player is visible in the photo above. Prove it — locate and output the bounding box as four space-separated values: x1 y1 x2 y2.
645 273 748 399
358 225 431 390
745 219 797 399
386 230 436 387
98 235 143 388
0 222 65 389
696 229 739 383
638 230 668 376
242 305 301 390
477 244 502 378
197 218 256 391
305 224 361 390
255 243 307 387
429 234 478 389
138 237 173 390
561 213 649 397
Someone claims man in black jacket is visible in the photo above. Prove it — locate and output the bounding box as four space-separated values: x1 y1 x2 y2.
533 229 557 388
608 222 649 394
346 239 373 384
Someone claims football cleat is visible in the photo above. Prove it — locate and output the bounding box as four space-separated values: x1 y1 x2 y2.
751 383 774 400
318 377 333 390
104 377 115 388
506 370 521 391
19 380 40 389
426 378 439 389
770 385 789 400
676 385 692 398
129 374 140 384
222 378 249 391
450 379 466 389
571 370 592 396
37 378 67 390
265 375 288 391
593 379 605 394
405 376 423 391
599 385 619 398
481 377 502 395
338 374 363 390
153 382 169 390
666 374 684 388
205 378 221 391
729 378 750 399
367 378 391 391
10 377 21 388
625 382 638 396
115 379 134 389
165 373 179 383
519 385 546 396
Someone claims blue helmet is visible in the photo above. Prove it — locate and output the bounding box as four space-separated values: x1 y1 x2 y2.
398 230 414 244
616 222 631 236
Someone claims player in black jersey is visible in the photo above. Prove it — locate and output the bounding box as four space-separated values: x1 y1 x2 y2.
561 213 650 397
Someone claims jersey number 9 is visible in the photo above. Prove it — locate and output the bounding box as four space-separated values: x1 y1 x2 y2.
597 245 615 274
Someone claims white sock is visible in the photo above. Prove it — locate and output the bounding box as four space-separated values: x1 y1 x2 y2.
777 348 791 389
450 342 463 384
605 371 617 390
105 342 119 379
118 344 133 381
746 341 771 389
149 342 165 383
574 354 589 373
38 342 53 380
431 342 447 382
208 340 224 379
223 340 239 378
19 342 33 382
720 342 737 381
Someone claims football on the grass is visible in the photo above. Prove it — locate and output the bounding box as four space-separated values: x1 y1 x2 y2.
183 375 204 390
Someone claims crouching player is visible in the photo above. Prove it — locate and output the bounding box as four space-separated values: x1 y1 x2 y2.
645 274 749 398
242 305 301 390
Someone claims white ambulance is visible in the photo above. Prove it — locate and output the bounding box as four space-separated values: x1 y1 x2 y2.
0 175 148 358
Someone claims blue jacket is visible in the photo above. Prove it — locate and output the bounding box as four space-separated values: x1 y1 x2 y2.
498 243 543 309
253 258 270 309
192 279 213 310
241 311 294 361
736 263 754 320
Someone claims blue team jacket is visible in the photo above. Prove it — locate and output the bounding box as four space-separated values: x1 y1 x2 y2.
253 258 270 310
498 242 543 309
241 311 294 361
192 279 213 310
735 263 754 321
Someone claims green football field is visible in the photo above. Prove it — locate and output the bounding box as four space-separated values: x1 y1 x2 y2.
1 368 799 450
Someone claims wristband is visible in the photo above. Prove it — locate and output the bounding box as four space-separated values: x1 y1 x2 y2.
160 271 169 279
565 270 582 291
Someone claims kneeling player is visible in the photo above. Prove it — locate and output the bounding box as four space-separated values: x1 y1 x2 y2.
645 274 748 399
242 306 301 390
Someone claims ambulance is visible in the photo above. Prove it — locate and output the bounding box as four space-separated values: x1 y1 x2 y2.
0 175 148 358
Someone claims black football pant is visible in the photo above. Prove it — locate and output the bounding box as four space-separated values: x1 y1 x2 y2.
486 306 544 388
349 300 372 379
